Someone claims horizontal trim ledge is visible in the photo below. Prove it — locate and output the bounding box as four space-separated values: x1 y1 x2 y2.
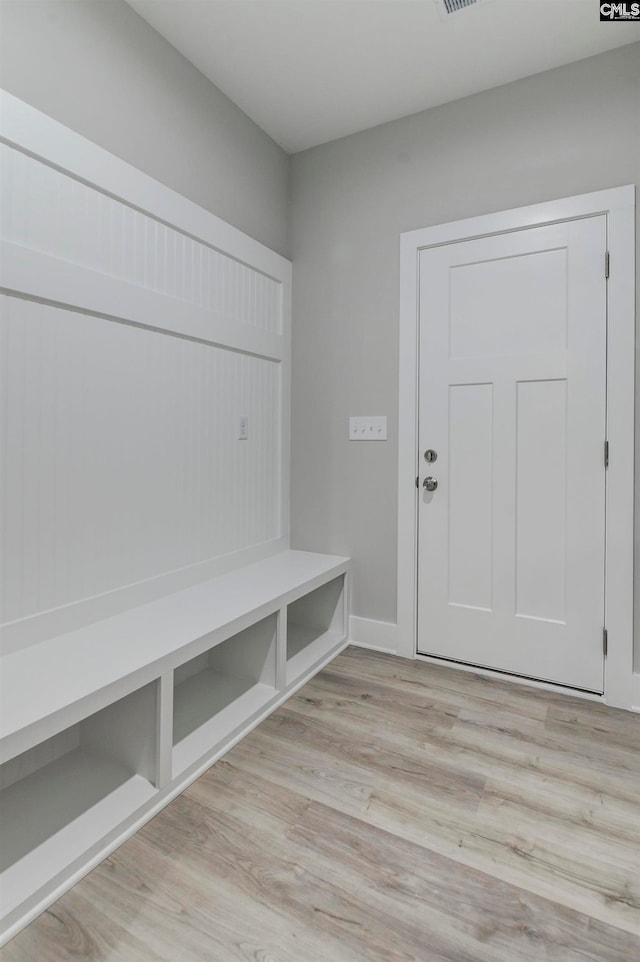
0 91 291 282
0 242 284 361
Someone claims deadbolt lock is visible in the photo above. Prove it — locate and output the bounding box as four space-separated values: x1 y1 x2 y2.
424 449 438 463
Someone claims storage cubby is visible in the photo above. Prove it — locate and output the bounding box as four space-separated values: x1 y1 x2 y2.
0 683 158 922
0 550 349 943
172 614 278 776
286 575 345 683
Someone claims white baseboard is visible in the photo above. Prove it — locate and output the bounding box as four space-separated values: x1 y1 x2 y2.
632 673 640 712
348 616 398 655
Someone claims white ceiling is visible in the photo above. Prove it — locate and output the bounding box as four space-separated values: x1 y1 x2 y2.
126 0 640 153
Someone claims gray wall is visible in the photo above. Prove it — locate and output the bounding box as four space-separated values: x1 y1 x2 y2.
0 0 290 257
290 44 640 647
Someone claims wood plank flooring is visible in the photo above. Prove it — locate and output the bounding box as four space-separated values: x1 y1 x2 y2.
3 647 640 961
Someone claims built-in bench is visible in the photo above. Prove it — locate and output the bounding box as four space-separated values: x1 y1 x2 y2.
0 549 350 943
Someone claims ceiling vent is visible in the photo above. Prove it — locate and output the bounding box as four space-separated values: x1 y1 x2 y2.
437 0 488 18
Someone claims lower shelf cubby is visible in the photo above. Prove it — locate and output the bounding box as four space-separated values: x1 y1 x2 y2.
172 613 278 776
0 683 158 922
286 574 346 684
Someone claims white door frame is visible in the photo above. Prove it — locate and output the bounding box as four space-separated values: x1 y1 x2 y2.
397 186 635 710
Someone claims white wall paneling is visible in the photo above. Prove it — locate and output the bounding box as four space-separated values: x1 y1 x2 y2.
1 296 280 622
0 93 353 947
0 143 282 336
0 90 292 651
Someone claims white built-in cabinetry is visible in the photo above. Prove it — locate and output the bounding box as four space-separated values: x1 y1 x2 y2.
0 93 351 944
0 550 350 943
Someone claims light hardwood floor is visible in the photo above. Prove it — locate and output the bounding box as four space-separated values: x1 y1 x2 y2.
3 647 640 961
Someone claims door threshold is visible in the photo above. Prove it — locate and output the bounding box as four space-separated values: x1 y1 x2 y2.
415 652 604 701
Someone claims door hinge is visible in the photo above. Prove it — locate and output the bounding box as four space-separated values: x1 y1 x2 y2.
603 627 608 657
605 251 610 279
604 440 609 468
416 475 419 489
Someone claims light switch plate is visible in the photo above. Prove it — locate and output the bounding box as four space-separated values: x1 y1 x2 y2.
349 416 387 440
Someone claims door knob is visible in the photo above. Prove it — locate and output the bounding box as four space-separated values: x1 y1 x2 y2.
423 476 438 492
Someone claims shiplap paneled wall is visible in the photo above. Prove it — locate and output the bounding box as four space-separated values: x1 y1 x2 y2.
0 96 291 651
1 296 280 623
0 145 282 335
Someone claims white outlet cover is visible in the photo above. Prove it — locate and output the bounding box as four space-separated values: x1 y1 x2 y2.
238 415 249 440
349 416 387 440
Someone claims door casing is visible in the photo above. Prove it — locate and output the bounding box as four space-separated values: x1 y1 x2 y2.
397 186 635 710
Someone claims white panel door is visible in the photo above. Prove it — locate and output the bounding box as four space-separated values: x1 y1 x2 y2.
417 217 607 692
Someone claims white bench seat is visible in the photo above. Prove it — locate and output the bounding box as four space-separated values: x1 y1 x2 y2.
1 549 349 762
0 549 350 942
